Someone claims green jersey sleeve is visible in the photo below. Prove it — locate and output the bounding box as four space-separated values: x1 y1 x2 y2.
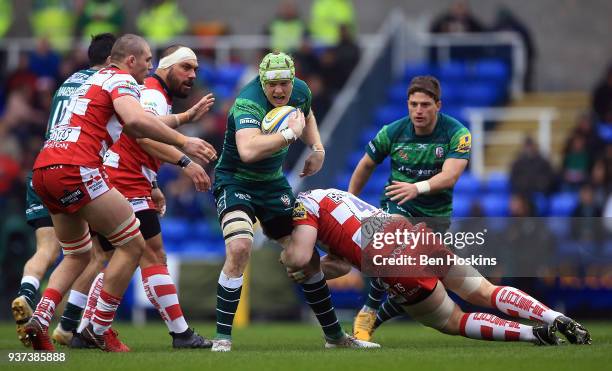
448 127 472 160
365 125 392 163
232 98 267 131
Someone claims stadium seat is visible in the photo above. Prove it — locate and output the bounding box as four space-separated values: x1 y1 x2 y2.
216 63 246 87
212 83 235 100
347 151 364 168
387 83 407 105
480 194 510 216
474 59 510 83
533 193 550 216
452 197 472 217
161 218 190 244
462 82 501 106
359 127 379 146
191 221 212 240
486 171 510 194
335 173 350 191
404 62 436 83
597 123 612 143
439 83 463 105
549 192 579 216
374 104 405 126
439 62 467 82
453 172 481 196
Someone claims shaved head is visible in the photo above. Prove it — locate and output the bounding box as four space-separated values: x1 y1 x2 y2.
110 34 149 64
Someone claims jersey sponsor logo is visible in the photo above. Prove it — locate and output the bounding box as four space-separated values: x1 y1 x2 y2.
327 192 343 204
59 188 85 206
398 149 410 160
234 192 251 201
56 86 78 98
81 168 109 200
456 133 471 153
415 143 428 150
48 127 81 143
128 198 151 212
280 194 292 207
103 149 120 168
292 201 307 220
397 167 440 178
435 146 445 158
239 118 260 126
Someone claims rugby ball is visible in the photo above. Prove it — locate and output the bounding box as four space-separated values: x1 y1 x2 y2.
261 106 297 134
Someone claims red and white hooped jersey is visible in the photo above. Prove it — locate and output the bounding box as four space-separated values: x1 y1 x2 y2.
293 188 386 268
103 75 172 199
33 66 141 169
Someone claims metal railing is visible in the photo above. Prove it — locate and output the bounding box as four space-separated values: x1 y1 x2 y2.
465 107 559 177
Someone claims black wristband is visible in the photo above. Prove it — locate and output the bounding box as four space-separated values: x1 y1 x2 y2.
151 180 159 189
177 155 192 168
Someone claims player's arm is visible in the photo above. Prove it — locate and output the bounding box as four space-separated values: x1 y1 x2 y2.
348 154 377 195
280 224 318 269
137 138 211 191
298 110 325 177
320 254 353 279
236 110 305 163
114 95 216 163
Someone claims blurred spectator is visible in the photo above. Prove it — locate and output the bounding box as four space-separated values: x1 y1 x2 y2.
430 0 484 34
509 137 555 195
333 24 360 85
30 0 75 50
0 0 12 38
309 0 356 46
571 184 603 242
306 73 331 120
573 112 604 160
137 0 188 44
293 34 321 77
28 38 61 79
491 6 536 91
5 53 37 94
75 0 123 39
561 133 591 189
592 63 612 122
266 0 306 54
590 160 610 206
0 153 20 196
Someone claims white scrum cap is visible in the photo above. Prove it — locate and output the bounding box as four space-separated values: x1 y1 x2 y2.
157 46 197 69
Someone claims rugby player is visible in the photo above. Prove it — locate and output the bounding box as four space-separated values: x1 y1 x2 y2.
282 188 592 346
24 34 216 352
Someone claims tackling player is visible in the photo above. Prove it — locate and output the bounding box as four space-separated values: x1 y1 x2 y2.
12 33 117 348
348 76 471 339
72 45 216 350
211 52 374 351
24 34 216 352
282 188 592 346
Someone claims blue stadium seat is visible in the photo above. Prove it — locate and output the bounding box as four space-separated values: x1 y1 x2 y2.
533 193 549 216
474 59 510 83
440 83 463 105
191 221 212 239
363 174 387 194
462 82 501 106
198 62 217 85
549 192 579 216
481 194 510 216
212 83 235 100
452 197 472 217
347 151 364 168
404 62 436 82
486 171 510 194
374 104 405 126
161 218 189 244
439 62 467 81
597 123 612 143
453 172 481 196
441 105 468 124
387 83 407 105
216 63 246 87
335 173 350 190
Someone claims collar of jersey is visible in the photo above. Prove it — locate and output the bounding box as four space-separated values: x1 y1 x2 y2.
151 73 172 98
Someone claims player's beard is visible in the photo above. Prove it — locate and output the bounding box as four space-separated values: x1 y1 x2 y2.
167 71 191 98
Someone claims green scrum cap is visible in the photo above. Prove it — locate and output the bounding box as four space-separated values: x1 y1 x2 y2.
259 52 295 89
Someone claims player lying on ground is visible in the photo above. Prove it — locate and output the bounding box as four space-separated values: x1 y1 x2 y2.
281 188 592 346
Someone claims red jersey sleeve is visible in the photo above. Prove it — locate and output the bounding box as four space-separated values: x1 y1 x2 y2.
292 201 318 228
103 73 141 101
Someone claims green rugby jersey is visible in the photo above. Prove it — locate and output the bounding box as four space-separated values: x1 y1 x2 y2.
215 76 312 182
366 113 471 217
45 68 98 139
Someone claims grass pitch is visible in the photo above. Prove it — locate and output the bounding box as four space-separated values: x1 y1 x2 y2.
0 321 610 371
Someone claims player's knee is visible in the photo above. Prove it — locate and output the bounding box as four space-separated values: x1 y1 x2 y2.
226 238 252 261
221 210 254 244
104 214 143 249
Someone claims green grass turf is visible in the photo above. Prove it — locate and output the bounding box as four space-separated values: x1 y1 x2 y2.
0 321 610 371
